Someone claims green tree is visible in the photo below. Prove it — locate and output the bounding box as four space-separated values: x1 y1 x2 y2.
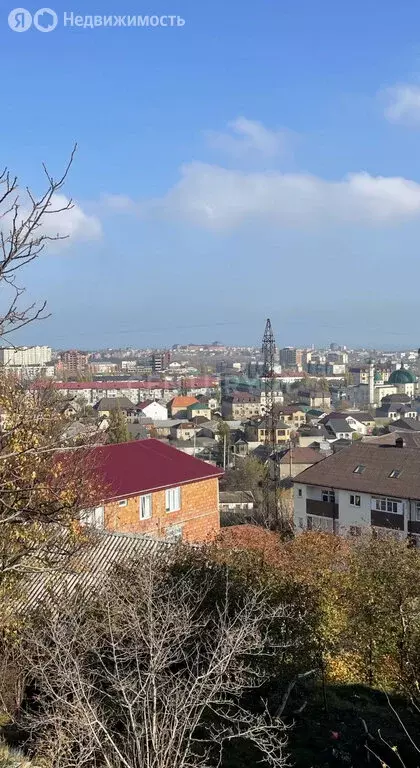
107 408 130 444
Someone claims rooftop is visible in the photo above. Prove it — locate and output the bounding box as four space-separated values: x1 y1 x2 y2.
294 441 420 498
87 439 223 501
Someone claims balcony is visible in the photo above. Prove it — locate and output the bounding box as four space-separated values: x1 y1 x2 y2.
371 510 404 531
408 520 420 535
306 499 338 519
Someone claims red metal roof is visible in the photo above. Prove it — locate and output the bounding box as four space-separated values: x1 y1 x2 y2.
32 378 218 392
88 439 223 501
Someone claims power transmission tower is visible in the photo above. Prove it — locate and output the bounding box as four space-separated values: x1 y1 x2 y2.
261 318 279 527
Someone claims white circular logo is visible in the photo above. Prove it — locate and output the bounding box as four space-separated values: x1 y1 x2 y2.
33 7 57 31
8 7 32 31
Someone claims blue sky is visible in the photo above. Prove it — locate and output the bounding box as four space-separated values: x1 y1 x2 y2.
3 0 420 349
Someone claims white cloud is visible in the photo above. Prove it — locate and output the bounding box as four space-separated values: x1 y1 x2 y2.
383 84 420 125
206 117 292 159
144 162 420 230
45 194 102 241
0 192 102 246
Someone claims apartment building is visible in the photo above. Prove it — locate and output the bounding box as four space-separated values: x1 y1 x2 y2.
293 439 420 543
221 392 262 420
81 439 223 542
0 345 52 366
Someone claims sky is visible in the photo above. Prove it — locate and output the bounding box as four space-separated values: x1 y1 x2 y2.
2 0 420 349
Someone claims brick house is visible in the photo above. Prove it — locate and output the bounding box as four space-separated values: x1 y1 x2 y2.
82 439 223 542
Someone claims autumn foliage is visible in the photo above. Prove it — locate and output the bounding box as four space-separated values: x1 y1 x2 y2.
216 525 420 694
0 378 99 595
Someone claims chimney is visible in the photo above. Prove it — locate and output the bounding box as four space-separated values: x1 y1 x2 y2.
395 436 405 448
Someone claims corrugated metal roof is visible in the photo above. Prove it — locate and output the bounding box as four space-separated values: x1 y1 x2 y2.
16 530 183 613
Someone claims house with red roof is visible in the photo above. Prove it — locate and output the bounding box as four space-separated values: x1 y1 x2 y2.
82 439 223 543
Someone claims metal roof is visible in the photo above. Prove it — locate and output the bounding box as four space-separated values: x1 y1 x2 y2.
16 530 183 613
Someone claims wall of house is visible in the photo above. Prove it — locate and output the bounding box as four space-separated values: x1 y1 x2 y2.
104 477 220 542
336 489 371 533
143 402 168 420
294 483 413 537
279 461 314 480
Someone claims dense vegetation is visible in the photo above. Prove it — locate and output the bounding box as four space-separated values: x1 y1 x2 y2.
2 528 420 767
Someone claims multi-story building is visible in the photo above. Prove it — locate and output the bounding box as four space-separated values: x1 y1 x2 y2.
293 439 420 543
151 351 170 373
279 347 303 370
297 389 331 409
275 405 307 429
81 439 223 542
221 392 262 420
58 349 90 375
245 418 291 445
0 345 51 366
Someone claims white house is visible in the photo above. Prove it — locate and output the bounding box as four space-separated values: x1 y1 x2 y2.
293 437 420 543
137 400 168 420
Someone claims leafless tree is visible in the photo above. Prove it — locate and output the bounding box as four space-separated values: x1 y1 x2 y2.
13 553 305 768
0 147 76 339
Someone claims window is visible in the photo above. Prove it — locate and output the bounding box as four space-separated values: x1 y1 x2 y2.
415 502 420 522
350 494 361 507
165 486 181 512
166 524 183 542
322 489 335 503
298 488 302 497
353 465 366 474
118 499 128 507
389 469 401 479
140 494 152 520
80 506 104 529
307 515 333 533
372 497 403 515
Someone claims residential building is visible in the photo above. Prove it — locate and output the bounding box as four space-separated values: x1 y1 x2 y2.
260 386 284 410
0 345 52 366
90 362 119 375
219 491 255 512
168 396 199 418
269 446 324 481
58 349 90 374
134 400 168 421
81 439 223 542
275 405 307 429
245 418 291 444
221 391 262 420
151 351 170 373
319 411 375 437
293 439 420 543
298 389 331 408
279 347 303 370
375 394 417 423
93 396 134 418
323 418 355 441
186 402 212 421
297 424 330 448
170 422 197 441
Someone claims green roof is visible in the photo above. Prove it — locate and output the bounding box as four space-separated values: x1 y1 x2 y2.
388 367 416 385
189 402 208 410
